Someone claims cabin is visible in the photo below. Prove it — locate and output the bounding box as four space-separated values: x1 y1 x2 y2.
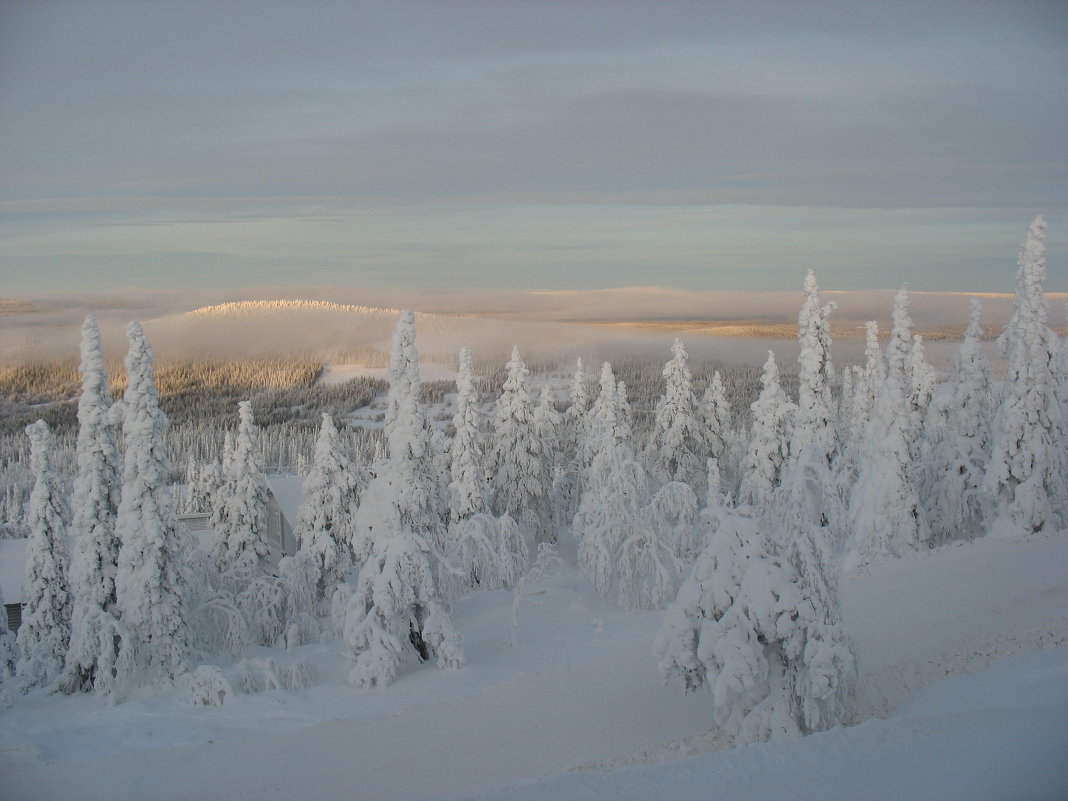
0 474 306 631
0 537 28 631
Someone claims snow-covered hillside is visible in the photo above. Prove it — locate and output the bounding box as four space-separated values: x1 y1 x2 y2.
1 530 1066 801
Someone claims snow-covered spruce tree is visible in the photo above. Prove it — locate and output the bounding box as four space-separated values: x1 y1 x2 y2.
908 334 936 418
344 312 463 687
738 351 796 512
192 460 223 517
699 370 733 465
850 322 884 451
574 373 651 604
646 339 705 495
16 421 72 688
845 326 926 570
618 480 698 609
580 362 619 469
654 504 855 744
792 270 838 469
60 315 131 696
211 400 271 573
552 358 592 529
838 366 855 446
447 347 527 591
776 272 843 551
491 346 552 542
984 216 1067 534
295 413 362 609
925 299 994 542
532 383 561 533
447 349 489 521
115 321 191 682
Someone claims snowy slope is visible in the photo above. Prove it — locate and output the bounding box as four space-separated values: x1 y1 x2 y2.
1 532 1066 801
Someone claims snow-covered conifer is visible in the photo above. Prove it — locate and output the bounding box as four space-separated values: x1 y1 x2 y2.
189 460 223 517
792 270 838 468
61 316 132 696
574 433 649 601
491 346 551 541
448 347 528 590
617 481 697 609
655 505 855 744
295 413 362 608
344 313 463 687
738 351 796 511
580 362 618 467
574 375 650 603
115 322 190 681
16 421 72 688
851 322 883 442
699 370 733 463
646 339 704 493
984 216 1067 533
531 383 562 541
68 314 120 610
908 334 936 416
553 358 591 528
211 401 270 573
846 341 926 570
926 299 993 542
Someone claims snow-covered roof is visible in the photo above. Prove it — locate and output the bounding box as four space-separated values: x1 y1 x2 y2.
0 538 29 605
265 474 306 526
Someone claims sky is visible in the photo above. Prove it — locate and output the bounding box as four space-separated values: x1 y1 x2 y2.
1 0 1066 301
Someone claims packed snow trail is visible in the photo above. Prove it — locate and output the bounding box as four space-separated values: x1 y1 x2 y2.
0 645 714 801
454 647 1068 801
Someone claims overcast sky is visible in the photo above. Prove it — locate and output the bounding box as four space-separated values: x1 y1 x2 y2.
1 0 1065 300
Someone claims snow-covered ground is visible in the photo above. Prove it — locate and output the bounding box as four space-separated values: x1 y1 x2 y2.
1 532 1066 801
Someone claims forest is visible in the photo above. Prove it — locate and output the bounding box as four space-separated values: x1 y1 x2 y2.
0 217 1064 756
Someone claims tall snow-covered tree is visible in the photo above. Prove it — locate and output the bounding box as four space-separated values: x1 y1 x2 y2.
792 270 838 469
777 272 843 551
211 400 271 573
448 347 489 524
851 321 884 444
16 420 72 688
344 312 463 687
646 339 704 493
738 351 796 512
295 413 363 608
115 322 190 682
617 480 697 610
984 216 1067 534
699 370 733 464
926 299 993 542
531 383 562 542
61 315 130 696
846 325 926 570
491 346 552 542
553 358 591 529
447 347 527 591
574 425 649 603
908 334 936 418
654 505 855 744
574 371 651 604
68 314 120 609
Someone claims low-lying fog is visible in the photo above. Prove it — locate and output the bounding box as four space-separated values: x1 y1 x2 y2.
2 287 1057 371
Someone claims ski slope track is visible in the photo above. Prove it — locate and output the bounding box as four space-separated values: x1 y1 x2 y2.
1 531 1066 801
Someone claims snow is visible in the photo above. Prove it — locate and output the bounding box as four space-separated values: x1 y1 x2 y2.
1 530 1066 800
